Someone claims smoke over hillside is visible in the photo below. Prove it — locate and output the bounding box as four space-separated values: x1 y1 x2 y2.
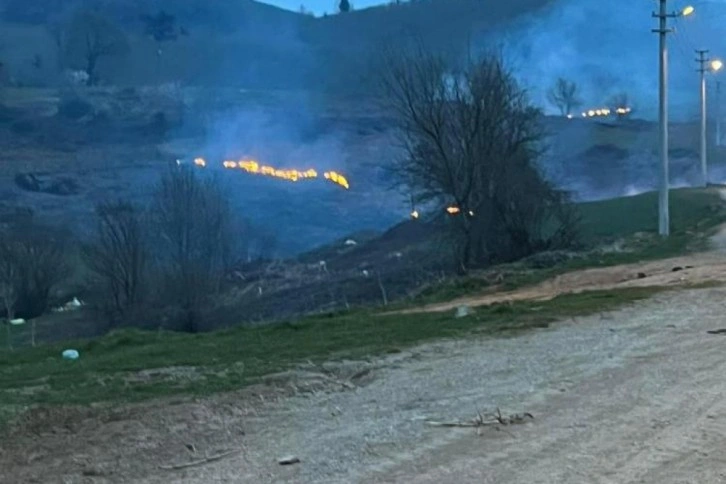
488 0 726 120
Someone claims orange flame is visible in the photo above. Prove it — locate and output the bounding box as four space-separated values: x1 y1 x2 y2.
446 206 461 214
324 171 350 190
191 157 349 190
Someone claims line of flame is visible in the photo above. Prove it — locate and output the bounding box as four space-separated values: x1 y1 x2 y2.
189 157 349 190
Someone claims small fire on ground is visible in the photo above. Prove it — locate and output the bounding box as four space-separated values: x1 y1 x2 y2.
185 157 350 190
571 106 632 119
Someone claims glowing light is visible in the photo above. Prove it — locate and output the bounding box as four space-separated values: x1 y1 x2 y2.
189 157 349 190
682 5 695 16
411 210 420 219
712 59 724 72
446 206 461 215
323 171 350 190
581 107 620 118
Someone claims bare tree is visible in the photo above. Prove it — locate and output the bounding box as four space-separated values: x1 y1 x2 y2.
379 45 578 271
0 225 70 319
151 167 239 332
140 10 178 79
84 201 147 321
64 10 129 86
47 13 70 74
0 251 18 322
547 77 582 117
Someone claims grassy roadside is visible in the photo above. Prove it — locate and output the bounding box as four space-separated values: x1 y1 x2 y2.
0 286 669 422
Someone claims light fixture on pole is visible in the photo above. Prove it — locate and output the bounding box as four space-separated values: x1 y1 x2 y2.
652 2 695 237
696 51 722 186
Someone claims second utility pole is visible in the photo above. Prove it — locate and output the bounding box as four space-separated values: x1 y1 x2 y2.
717 81 722 147
697 49 710 186
653 0 672 236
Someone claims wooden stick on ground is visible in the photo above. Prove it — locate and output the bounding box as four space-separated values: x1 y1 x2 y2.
425 409 534 429
159 448 241 471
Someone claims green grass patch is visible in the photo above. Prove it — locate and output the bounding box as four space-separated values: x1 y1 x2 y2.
577 187 723 245
411 187 726 305
0 286 667 422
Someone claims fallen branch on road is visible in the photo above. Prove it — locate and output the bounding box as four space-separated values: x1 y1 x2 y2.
425 408 534 429
159 448 241 471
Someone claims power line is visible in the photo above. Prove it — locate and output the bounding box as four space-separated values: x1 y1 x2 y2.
671 16 696 59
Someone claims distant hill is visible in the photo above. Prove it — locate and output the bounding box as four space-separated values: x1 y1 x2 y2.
0 0 554 92
0 0 301 30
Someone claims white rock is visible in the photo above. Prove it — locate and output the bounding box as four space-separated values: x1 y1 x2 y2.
62 349 80 360
455 305 472 318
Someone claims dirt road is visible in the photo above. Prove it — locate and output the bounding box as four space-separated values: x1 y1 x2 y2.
5 282 726 483
394 251 726 314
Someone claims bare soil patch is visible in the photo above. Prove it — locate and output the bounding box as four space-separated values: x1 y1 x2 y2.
394 251 726 315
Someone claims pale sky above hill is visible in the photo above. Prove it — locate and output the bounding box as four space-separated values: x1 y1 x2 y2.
262 0 388 15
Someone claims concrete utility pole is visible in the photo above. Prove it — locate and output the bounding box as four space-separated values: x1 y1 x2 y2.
717 81 722 147
651 2 694 236
697 49 710 186
694 50 722 185
652 0 673 237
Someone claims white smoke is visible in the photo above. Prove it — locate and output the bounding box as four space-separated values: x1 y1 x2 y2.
480 0 726 121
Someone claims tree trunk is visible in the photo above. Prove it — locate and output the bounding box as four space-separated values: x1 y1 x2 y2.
376 271 388 306
86 55 98 86
458 234 472 275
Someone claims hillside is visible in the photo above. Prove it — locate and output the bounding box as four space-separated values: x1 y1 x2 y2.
1 85 725 255
0 0 556 91
3 0 726 115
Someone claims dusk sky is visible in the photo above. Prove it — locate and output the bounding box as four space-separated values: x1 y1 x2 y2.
262 0 388 15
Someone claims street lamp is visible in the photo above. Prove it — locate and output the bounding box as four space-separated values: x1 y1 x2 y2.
682 5 695 16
